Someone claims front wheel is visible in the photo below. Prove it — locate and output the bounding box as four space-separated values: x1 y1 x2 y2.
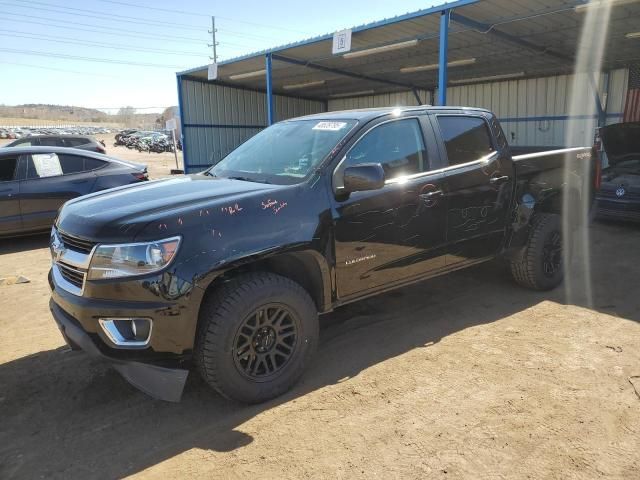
196 273 318 403
509 213 564 290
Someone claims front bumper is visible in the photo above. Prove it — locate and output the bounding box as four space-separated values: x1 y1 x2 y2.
595 198 640 222
48 268 195 402
50 299 188 402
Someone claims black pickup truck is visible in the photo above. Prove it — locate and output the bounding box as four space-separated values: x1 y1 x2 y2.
48 107 598 402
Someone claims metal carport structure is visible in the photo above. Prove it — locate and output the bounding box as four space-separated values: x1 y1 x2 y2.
177 0 640 172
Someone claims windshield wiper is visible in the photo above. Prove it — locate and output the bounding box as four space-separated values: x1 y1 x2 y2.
227 176 270 184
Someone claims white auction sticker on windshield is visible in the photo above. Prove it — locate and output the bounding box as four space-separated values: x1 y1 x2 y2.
312 121 348 131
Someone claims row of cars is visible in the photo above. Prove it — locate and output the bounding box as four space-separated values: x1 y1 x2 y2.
0 126 115 140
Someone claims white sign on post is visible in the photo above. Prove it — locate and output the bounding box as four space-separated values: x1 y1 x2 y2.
165 118 177 131
208 62 218 81
332 29 352 55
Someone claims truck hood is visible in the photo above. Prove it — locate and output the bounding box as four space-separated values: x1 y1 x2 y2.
57 174 281 240
600 122 640 165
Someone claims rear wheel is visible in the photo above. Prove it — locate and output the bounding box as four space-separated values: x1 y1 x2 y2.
196 272 318 403
510 213 564 290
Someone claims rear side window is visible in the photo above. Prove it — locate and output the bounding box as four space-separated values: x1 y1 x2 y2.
26 153 105 178
0 158 18 181
64 137 90 147
437 116 494 166
60 154 85 173
84 157 106 170
345 118 427 180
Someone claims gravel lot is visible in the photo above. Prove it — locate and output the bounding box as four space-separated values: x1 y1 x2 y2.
0 137 639 479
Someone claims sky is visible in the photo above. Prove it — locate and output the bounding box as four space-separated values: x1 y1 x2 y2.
0 0 439 113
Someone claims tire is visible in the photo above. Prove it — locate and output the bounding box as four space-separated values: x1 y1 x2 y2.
195 272 319 403
509 213 564 291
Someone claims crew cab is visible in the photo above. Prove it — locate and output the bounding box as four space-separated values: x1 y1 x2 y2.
48 107 598 403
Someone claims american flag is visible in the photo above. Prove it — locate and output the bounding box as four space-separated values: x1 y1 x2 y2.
623 64 640 123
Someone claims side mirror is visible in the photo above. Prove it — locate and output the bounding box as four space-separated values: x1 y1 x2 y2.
343 163 385 193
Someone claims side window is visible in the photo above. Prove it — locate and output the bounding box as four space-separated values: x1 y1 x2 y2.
59 154 85 174
11 138 33 147
437 116 495 166
26 153 63 179
64 137 90 147
38 137 60 147
0 158 18 181
84 157 106 170
345 118 427 180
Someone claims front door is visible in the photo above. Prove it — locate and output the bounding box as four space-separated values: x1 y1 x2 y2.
432 114 514 264
333 116 449 300
20 152 98 232
0 156 22 234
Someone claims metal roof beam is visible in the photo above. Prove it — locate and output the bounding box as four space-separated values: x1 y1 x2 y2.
449 12 573 64
271 54 420 91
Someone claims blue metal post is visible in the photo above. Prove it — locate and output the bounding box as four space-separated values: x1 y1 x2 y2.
438 9 450 106
176 74 188 172
265 53 275 125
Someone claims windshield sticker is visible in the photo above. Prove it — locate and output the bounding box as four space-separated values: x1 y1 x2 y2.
32 153 62 178
312 121 348 131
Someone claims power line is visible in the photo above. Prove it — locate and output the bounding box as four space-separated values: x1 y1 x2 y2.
0 30 209 57
0 48 189 69
5 1 289 43
2 12 208 44
4 1 207 32
96 0 310 34
0 60 123 78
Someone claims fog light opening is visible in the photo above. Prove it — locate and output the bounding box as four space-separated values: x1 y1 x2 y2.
98 318 153 348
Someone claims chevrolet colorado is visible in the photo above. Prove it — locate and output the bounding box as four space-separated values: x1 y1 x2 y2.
48 106 598 402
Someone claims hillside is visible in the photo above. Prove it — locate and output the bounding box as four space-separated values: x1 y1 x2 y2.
0 104 109 122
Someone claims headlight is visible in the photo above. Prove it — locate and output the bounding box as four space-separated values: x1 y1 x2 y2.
87 236 181 280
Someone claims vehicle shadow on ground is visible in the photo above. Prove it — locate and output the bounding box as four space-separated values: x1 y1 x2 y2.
0 233 50 255
0 222 638 478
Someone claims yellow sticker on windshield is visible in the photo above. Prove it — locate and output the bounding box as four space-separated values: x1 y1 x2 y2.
312 121 348 131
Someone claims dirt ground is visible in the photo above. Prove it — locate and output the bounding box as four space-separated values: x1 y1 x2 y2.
0 138 639 479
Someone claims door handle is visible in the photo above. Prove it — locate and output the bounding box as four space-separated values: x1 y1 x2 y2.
489 175 510 186
71 179 88 184
419 190 443 200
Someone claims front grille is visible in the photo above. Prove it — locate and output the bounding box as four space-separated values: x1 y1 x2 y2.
58 263 86 289
59 231 96 254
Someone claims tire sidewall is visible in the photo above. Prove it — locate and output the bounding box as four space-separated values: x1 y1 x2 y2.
201 275 318 403
530 215 564 290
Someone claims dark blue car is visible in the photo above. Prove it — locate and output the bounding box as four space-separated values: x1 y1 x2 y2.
0 146 148 236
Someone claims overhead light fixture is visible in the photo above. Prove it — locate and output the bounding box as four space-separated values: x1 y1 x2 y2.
229 69 266 80
626 31 640 38
400 57 476 73
575 0 639 13
329 90 375 98
282 80 326 90
449 71 525 85
342 39 419 59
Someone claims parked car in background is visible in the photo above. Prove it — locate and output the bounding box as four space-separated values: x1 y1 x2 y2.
596 122 640 222
0 146 148 236
4 135 107 154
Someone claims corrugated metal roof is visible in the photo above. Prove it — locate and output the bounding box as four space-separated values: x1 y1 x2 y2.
178 0 640 99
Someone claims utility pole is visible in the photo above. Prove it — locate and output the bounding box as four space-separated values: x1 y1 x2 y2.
208 16 218 63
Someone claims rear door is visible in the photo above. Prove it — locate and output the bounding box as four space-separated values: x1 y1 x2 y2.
431 113 514 264
0 155 22 234
19 152 99 231
333 115 449 299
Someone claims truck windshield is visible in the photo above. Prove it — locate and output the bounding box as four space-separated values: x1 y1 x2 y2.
207 119 357 185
